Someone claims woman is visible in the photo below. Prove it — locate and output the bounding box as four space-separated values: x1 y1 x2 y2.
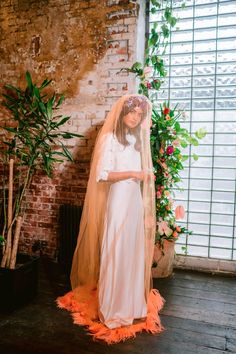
56 94 166 344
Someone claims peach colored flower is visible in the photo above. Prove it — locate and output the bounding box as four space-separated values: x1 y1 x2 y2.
162 162 168 169
175 205 185 219
159 147 165 155
166 114 171 120
173 231 178 238
158 218 173 237
176 226 181 232
164 190 170 197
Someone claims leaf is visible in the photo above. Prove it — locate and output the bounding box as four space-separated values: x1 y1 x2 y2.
180 140 188 148
170 16 177 27
55 116 71 127
151 7 158 14
61 132 83 138
33 85 40 100
174 122 180 132
195 128 207 139
46 98 53 118
2 126 18 134
61 144 73 161
181 155 189 162
56 94 65 108
131 62 143 72
149 32 159 46
39 78 52 90
26 71 33 93
192 153 199 161
189 137 199 146
39 101 47 114
161 24 169 38
4 84 22 94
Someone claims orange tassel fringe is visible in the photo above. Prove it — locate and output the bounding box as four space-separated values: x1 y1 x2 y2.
56 288 166 345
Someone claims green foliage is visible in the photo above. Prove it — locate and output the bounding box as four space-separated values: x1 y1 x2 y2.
0 235 5 246
0 71 83 249
151 101 207 238
1 70 82 177
126 1 207 247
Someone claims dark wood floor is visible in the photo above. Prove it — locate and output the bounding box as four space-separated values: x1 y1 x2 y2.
0 258 235 354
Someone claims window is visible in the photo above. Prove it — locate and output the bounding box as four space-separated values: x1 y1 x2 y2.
148 0 236 260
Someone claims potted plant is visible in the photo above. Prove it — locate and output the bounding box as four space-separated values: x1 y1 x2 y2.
0 71 82 311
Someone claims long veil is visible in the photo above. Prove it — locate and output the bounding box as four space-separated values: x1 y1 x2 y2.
70 94 156 300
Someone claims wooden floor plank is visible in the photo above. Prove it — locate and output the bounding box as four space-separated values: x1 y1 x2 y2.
155 276 236 297
155 283 236 305
163 315 236 340
159 293 236 315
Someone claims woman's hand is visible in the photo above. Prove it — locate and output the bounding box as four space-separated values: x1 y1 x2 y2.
133 170 155 182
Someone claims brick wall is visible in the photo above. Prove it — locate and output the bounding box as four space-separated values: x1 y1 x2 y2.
0 0 146 259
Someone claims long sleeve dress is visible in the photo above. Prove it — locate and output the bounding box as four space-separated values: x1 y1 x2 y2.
96 132 147 329
56 131 166 344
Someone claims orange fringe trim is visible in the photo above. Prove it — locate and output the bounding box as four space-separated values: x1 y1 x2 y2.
56 288 166 345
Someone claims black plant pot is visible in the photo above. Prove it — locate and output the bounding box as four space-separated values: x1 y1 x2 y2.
0 253 39 313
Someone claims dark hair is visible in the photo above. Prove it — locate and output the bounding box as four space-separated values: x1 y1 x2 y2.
114 96 148 151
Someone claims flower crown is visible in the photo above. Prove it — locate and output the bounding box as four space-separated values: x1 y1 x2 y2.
125 96 149 110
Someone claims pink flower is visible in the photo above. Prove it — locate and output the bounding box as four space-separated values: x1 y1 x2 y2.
173 139 180 146
143 66 152 77
156 191 162 198
166 146 174 155
145 81 152 89
175 205 185 219
158 218 173 237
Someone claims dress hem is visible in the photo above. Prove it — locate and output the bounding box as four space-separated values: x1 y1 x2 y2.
56 288 166 345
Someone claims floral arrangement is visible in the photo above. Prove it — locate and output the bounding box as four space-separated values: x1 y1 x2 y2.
150 100 206 249
123 0 207 252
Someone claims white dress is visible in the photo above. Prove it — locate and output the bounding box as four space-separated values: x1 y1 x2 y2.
96 132 147 329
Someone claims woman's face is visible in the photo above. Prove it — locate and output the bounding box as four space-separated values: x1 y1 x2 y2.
123 106 143 129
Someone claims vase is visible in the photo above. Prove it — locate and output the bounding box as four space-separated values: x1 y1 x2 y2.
0 253 39 312
152 239 175 278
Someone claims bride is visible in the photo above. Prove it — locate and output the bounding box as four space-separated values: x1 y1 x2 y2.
57 94 166 344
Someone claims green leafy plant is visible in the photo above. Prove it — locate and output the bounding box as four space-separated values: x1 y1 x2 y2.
0 71 83 268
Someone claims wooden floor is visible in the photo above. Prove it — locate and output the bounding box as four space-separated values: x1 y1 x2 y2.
0 258 235 354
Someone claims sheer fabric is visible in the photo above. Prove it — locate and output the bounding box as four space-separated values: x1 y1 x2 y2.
56 94 166 344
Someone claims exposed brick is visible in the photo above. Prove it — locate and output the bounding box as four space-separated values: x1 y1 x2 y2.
0 0 142 259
